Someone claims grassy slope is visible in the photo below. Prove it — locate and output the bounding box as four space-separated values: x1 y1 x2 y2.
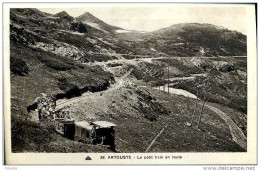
10 41 113 152
151 58 247 113
98 86 244 152
12 119 110 152
11 42 113 115
151 23 247 56
102 58 247 152
144 88 245 152
172 71 247 113
9 9 247 153
156 58 203 76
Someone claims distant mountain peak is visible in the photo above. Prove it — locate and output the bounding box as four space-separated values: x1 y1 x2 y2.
82 11 93 16
76 11 122 33
77 11 100 23
169 23 233 33
53 11 74 20
54 11 69 16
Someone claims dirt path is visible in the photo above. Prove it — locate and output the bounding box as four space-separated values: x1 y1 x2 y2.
203 103 247 150
55 69 132 121
145 124 168 152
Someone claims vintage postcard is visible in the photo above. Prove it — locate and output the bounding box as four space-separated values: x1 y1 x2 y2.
3 2 257 165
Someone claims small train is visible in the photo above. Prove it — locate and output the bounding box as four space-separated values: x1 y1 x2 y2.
35 93 117 151
42 112 117 151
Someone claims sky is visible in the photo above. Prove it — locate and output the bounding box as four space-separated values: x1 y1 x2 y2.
39 6 247 34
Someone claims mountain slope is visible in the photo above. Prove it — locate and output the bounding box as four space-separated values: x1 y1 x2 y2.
10 8 125 62
76 12 122 33
9 8 247 153
10 8 115 152
53 11 74 21
147 23 247 56
10 8 50 18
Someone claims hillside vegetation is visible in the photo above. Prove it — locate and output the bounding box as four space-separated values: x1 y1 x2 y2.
149 23 247 56
9 8 247 153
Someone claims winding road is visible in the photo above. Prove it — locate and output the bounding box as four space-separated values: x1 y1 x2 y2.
203 104 247 150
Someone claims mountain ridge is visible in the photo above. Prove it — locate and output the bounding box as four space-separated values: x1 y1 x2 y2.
146 23 247 56
53 11 74 21
76 11 122 33
10 8 247 57
9 8 248 153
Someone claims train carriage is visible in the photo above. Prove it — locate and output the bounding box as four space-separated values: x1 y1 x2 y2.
74 121 95 143
34 93 117 150
74 121 117 150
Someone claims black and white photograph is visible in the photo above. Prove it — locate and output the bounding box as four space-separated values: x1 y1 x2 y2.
3 2 257 165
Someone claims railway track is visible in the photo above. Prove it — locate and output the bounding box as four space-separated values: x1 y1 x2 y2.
55 69 132 110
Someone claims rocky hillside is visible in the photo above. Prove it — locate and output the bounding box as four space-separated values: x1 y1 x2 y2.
11 9 119 62
9 8 248 121
10 8 247 153
146 23 247 56
112 23 247 57
10 9 247 61
10 8 116 152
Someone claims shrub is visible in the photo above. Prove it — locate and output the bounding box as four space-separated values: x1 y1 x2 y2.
11 118 55 152
83 54 117 62
65 60 85 69
10 57 29 76
106 63 123 67
58 78 81 98
53 32 94 49
70 21 87 33
39 57 74 71
144 114 157 121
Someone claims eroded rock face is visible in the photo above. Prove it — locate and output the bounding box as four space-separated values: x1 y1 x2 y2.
190 57 206 68
191 58 234 72
212 61 234 72
30 42 85 61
